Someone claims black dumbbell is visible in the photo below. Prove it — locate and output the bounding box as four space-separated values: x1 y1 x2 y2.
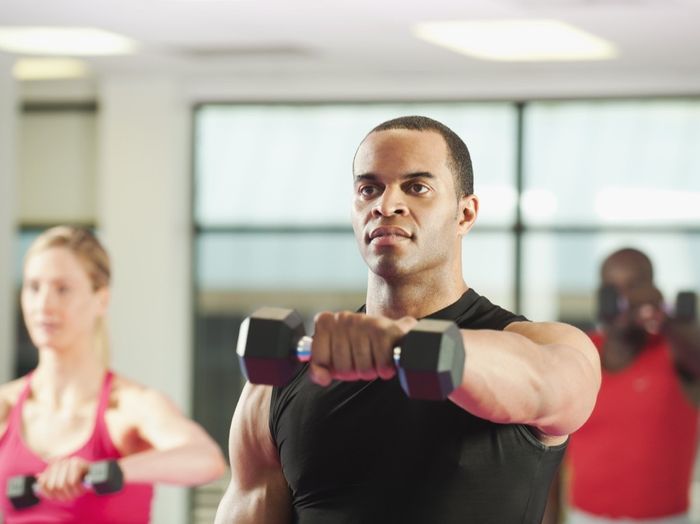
675 291 697 323
598 285 624 323
598 285 697 324
7 460 123 509
236 307 465 400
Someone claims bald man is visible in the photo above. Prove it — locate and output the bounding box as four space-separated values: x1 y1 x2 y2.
550 248 700 524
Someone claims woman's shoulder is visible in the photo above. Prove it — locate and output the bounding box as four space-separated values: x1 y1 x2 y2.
0 377 28 407
108 373 170 410
0 377 28 430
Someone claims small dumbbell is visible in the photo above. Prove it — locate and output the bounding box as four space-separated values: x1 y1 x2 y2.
598 285 697 324
7 460 123 509
675 291 697 323
236 307 465 400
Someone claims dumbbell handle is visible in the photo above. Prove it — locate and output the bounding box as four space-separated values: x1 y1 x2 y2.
26 476 101 496
8 459 123 509
294 335 402 365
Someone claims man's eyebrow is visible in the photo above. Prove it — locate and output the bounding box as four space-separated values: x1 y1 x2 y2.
353 172 435 183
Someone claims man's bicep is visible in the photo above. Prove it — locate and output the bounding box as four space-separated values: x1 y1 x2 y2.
677 371 700 406
506 321 600 372
216 383 291 524
228 383 278 482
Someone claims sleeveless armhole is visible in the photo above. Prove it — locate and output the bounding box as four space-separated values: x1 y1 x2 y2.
269 385 280 450
268 363 310 452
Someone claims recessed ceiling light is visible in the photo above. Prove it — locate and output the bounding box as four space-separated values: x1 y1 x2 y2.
0 27 137 56
13 57 90 80
414 20 617 62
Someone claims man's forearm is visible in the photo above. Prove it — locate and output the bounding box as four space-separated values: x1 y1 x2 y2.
668 323 700 377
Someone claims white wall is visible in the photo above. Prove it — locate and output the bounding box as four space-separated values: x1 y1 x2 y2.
0 57 18 384
19 110 96 224
97 76 192 524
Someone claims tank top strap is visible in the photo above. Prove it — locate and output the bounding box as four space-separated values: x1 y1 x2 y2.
93 370 115 437
8 372 34 427
81 370 121 458
97 370 114 414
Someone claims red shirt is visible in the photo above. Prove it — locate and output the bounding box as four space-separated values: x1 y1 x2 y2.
567 332 699 518
0 372 153 523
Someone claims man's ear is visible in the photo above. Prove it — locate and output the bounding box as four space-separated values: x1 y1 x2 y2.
458 194 479 235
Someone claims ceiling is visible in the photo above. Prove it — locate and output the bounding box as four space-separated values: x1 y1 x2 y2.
2 0 700 100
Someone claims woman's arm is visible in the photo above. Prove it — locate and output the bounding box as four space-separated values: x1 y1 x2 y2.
116 384 226 486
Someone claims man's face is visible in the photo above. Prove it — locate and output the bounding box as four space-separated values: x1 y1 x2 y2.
602 257 663 335
351 129 476 280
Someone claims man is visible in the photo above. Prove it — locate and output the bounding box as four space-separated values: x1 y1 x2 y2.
215 116 601 524
550 248 700 524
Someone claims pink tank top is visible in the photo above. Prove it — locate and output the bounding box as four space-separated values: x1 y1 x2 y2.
0 372 153 523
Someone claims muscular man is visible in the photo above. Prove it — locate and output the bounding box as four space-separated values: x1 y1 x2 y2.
215 115 601 524
556 248 700 524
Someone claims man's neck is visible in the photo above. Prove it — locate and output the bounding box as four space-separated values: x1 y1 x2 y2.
365 271 468 319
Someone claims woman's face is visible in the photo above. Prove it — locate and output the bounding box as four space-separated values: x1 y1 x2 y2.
21 247 108 352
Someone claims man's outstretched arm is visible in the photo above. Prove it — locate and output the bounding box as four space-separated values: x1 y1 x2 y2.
449 321 601 440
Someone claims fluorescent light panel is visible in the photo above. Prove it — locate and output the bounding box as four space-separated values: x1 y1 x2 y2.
13 58 89 80
0 27 137 56
414 19 617 61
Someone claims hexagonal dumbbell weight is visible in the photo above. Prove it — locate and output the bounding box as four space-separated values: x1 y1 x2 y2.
7 460 123 510
236 307 465 400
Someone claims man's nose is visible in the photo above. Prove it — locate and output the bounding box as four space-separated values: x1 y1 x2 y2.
372 187 408 217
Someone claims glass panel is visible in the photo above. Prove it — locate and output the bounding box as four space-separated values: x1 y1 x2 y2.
522 232 700 327
195 230 514 309
523 100 700 226
194 103 517 227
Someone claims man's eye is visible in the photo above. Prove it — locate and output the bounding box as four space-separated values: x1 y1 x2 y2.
408 183 429 194
359 186 378 197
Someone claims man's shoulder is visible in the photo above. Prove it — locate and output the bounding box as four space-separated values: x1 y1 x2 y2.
455 290 527 331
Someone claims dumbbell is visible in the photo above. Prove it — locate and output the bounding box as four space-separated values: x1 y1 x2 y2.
7 460 123 509
236 307 465 400
598 285 697 324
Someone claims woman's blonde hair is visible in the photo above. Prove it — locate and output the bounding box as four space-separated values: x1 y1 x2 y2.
25 226 112 365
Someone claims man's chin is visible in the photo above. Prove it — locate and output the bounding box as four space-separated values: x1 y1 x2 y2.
368 258 412 280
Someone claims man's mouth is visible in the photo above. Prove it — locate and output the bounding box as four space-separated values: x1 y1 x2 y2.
368 226 412 244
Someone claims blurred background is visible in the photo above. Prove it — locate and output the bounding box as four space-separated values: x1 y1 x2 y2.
1 1 699 522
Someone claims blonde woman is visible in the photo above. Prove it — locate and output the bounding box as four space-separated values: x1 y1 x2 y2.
0 226 226 523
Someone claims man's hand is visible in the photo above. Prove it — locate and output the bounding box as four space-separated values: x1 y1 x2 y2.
606 284 666 336
309 312 417 386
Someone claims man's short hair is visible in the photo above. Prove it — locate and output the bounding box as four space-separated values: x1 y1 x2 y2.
365 115 474 197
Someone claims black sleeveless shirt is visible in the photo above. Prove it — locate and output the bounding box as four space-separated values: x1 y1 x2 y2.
269 289 567 524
